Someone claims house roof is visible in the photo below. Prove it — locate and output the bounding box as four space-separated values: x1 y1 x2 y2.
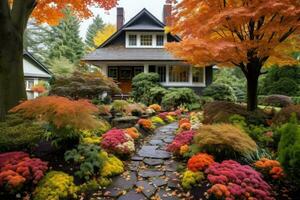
84 46 182 61
23 51 52 78
83 8 181 63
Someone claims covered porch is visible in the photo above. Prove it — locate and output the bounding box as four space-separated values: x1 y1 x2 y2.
91 61 210 95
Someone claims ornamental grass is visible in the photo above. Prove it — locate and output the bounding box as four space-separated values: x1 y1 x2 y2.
194 124 257 160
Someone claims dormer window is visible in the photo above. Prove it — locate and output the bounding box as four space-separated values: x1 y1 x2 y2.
128 35 137 46
156 35 164 46
141 35 153 46
126 32 166 48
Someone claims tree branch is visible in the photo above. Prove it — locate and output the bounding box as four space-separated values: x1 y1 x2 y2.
279 27 297 42
0 0 10 19
11 0 37 32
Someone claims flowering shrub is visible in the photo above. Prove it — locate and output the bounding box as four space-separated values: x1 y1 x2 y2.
205 160 274 200
151 116 165 125
167 130 195 155
145 108 156 115
179 122 192 131
125 127 140 140
190 112 203 129
158 112 169 121
100 151 124 177
180 145 189 155
182 170 204 189
149 104 162 112
208 184 230 198
166 115 176 123
254 158 284 179
168 111 177 117
33 171 78 200
101 129 135 155
179 118 190 127
0 152 48 190
138 119 154 131
187 153 215 172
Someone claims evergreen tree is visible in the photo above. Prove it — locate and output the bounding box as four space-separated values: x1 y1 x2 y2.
85 15 105 49
24 20 51 63
47 8 85 64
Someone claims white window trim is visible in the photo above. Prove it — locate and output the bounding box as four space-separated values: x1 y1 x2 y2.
126 32 167 48
160 65 206 87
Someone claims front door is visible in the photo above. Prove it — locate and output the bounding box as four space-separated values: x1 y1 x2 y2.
108 66 144 94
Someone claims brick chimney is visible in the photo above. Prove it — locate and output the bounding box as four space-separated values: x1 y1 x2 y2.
163 4 172 25
117 7 124 30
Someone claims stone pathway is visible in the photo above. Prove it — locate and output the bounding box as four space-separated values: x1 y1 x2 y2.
92 122 190 200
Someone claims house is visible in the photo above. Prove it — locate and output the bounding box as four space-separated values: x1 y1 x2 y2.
84 4 213 95
23 51 52 99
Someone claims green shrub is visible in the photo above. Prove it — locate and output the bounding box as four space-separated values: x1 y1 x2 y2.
194 124 257 160
161 88 199 110
149 86 168 105
229 115 274 148
203 101 268 125
0 114 44 152
131 73 160 104
273 105 300 125
203 83 237 102
64 144 105 180
278 115 300 183
292 96 300 104
259 66 300 96
33 171 78 200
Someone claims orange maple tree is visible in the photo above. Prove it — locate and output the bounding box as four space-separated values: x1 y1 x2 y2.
166 0 300 110
0 0 118 120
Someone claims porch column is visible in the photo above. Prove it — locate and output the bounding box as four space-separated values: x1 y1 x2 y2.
102 65 108 76
144 64 149 73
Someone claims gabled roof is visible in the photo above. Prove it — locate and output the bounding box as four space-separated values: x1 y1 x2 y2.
98 8 180 48
23 51 52 76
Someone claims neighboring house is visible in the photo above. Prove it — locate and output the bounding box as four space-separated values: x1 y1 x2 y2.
84 4 213 95
23 51 52 99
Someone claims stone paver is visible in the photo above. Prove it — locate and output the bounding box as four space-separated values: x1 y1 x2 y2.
96 122 185 200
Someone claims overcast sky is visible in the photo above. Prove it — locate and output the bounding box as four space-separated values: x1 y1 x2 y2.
80 0 166 38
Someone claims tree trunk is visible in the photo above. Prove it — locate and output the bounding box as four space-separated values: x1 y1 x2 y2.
0 18 27 121
246 73 259 111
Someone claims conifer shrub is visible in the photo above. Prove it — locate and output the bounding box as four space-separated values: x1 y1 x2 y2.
194 124 257 160
272 105 300 125
33 171 78 200
0 114 44 152
277 115 300 183
203 101 268 125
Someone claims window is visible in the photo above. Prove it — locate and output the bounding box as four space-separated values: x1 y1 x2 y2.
108 67 118 80
120 68 132 80
140 35 153 46
192 68 204 83
133 66 144 76
169 66 190 82
157 66 166 82
128 35 137 46
156 35 164 46
25 79 34 90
